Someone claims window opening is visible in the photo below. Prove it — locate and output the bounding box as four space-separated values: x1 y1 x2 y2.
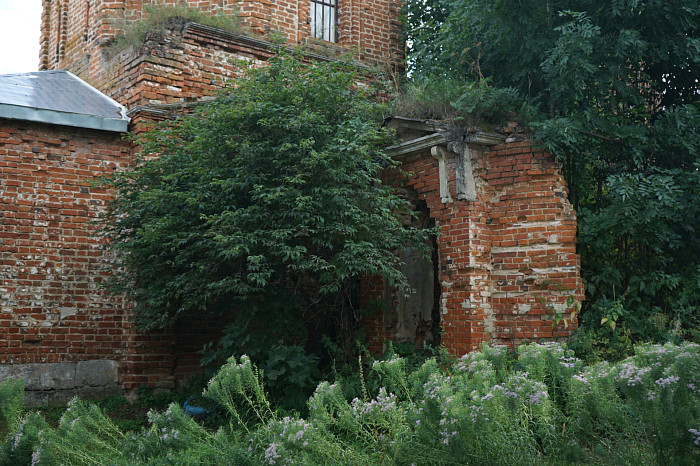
55 2 64 60
84 1 90 41
309 0 337 42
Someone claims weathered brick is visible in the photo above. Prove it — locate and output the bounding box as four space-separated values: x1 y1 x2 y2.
361 130 583 356
0 1 585 399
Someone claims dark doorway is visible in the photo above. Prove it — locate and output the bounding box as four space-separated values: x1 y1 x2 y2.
384 197 441 348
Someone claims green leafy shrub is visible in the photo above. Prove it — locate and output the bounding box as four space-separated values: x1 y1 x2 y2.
125 403 242 464
100 51 430 409
1 342 698 464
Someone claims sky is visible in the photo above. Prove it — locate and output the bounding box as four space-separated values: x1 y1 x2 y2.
0 0 42 75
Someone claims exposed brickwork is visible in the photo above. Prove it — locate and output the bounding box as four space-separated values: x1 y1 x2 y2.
171 312 227 387
362 129 584 355
0 119 203 394
120 323 177 392
40 0 402 82
487 138 581 347
1 2 584 401
0 119 130 365
360 276 392 352
97 23 275 110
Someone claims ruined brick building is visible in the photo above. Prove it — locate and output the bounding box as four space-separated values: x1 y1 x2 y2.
0 0 582 403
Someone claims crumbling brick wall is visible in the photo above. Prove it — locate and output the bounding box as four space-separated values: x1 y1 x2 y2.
97 23 276 110
0 119 134 403
40 0 403 85
362 123 584 355
487 137 581 347
16 4 585 399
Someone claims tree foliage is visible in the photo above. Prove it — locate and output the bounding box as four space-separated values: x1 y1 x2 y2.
100 53 429 400
405 0 700 343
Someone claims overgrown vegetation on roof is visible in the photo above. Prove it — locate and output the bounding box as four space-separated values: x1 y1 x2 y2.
390 76 524 125
104 6 245 56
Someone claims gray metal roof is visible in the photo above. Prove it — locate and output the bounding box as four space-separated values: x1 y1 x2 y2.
0 70 129 132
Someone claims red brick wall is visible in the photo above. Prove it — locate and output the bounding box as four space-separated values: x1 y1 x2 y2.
40 0 402 81
487 139 581 346
96 23 276 109
362 131 584 356
0 119 129 364
0 119 190 394
121 324 177 392
171 311 228 387
360 275 392 352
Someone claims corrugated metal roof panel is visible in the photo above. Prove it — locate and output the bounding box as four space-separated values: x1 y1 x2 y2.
0 70 129 132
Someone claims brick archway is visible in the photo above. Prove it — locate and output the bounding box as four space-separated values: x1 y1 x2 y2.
361 118 583 357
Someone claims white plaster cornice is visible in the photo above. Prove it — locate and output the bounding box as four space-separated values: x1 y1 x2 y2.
386 129 505 159
385 132 448 158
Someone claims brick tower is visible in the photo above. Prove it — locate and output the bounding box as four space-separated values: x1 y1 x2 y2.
40 0 403 93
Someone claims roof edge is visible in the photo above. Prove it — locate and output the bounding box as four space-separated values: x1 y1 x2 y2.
0 103 129 133
61 70 130 122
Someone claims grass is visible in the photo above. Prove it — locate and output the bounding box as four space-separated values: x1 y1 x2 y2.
105 5 245 57
25 386 180 435
29 395 162 434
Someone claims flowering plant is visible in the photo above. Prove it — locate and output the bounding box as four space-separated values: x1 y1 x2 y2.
0 342 697 464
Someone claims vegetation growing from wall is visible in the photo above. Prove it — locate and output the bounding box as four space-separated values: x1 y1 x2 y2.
105 5 245 56
403 0 700 351
1 341 698 464
99 52 430 405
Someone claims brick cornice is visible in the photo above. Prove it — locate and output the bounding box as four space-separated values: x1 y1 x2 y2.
185 23 373 70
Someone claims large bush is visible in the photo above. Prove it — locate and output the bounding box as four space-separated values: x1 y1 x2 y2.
100 52 429 401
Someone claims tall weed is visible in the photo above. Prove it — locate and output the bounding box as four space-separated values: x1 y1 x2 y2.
0 342 697 464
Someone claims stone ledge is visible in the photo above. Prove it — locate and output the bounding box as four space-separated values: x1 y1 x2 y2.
0 360 120 407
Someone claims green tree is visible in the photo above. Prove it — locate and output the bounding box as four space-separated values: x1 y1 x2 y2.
405 0 700 343
100 53 429 403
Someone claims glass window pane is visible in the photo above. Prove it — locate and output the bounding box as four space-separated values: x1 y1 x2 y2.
309 0 336 42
